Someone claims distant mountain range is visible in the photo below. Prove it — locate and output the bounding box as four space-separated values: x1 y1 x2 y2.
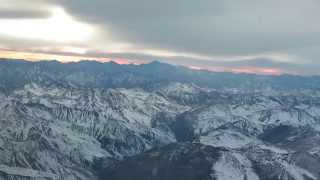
1 58 320 92
1 59 320 180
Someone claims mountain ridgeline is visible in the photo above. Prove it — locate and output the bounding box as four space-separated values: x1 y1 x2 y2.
1 58 320 92
1 59 320 180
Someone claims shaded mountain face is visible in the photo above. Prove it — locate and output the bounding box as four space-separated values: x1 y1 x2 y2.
1 59 320 180
99 143 223 180
99 143 318 180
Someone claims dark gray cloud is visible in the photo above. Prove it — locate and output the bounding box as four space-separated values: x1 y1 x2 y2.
0 8 50 19
52 0 320 57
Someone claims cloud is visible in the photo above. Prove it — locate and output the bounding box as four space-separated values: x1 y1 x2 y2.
52 0 320 56
0 0 52 18
0 6 95 44
3 46 320 75
1 0 320 74
0 8 50 19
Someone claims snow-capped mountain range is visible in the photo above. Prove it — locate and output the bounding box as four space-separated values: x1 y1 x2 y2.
1 59 320 180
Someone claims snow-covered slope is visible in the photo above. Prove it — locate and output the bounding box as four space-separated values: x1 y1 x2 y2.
1 60 320 179
0 83 188 179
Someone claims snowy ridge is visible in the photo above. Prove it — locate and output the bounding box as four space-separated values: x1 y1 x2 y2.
212 152 259 180
1 81 320 179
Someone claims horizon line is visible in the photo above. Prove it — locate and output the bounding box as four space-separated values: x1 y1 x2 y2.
0 57 310 77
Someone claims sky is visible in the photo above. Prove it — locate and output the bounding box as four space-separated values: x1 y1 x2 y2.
0 0 320 75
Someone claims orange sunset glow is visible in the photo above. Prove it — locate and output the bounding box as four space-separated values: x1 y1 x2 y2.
188 65 284 75
0 49 286 75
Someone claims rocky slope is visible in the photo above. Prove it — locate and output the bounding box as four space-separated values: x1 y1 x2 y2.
1 59 320 180
99 143 319 180
0 83 188 179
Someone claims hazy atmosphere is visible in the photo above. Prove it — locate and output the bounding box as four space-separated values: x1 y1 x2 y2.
0 0 320 74
3 1 320 180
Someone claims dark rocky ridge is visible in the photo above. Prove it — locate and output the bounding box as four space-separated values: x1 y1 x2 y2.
99 143 224 180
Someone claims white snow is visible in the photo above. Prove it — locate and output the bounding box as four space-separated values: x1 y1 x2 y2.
212 152 260 180
0 164 58 179
280 161 316 180
201 130 257 148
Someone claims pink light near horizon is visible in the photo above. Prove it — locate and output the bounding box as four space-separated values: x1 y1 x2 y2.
189 65 283 75
0 49 285 75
